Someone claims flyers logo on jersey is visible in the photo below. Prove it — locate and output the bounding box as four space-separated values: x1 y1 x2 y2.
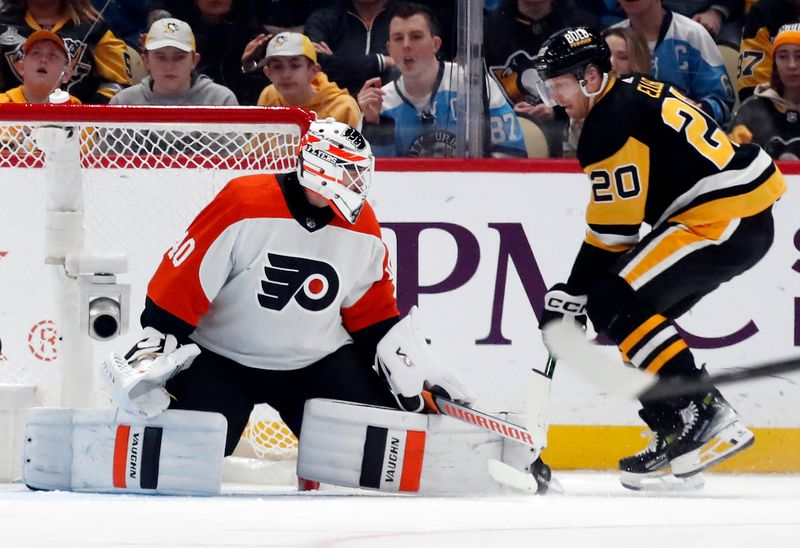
258 253 340 312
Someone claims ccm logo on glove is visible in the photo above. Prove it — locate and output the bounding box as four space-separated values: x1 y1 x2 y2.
545 294 586 315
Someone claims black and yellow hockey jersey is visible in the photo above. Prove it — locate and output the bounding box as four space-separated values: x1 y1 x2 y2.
0 12 131 103
568 74 785 290
736 0 799 102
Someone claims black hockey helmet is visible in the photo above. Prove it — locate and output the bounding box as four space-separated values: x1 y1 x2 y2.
533 27 611 81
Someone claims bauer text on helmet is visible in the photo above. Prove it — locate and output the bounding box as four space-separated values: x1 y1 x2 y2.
297 120 375 224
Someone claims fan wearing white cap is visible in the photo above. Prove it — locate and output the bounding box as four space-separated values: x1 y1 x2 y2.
110 18 237 105
257 32 361 128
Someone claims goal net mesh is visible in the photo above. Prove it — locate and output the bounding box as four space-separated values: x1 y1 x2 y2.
0 105 311 460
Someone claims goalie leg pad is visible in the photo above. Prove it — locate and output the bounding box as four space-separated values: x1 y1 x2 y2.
298 399 429 493
23 408 227 495
297 399 542 494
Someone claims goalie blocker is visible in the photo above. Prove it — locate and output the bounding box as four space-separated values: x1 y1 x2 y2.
297 399 542 494
23 408 226 495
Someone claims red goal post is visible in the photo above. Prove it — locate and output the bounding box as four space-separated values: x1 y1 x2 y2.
0 105 315 478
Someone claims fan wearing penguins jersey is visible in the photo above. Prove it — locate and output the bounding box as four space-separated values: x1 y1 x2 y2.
0 0 131 103
116 120 403 456
533 27 785 490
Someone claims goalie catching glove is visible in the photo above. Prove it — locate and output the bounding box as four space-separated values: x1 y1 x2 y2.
101 327 200 418
376 306 475 412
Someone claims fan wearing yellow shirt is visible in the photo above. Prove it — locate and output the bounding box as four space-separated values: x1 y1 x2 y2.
0 30 80 104
257 32 361 128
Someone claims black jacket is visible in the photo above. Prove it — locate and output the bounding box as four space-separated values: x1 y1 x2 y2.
304 0 398 95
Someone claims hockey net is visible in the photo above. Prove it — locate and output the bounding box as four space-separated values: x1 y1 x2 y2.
0 104 314 467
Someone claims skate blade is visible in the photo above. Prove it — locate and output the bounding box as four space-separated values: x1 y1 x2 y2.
672 422 755 478
620 469 705 492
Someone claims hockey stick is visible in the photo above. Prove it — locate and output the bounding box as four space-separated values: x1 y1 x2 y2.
525 353 556 447
640 357 800 402
487 355 559 493
543 321 800 401
423 391 538 448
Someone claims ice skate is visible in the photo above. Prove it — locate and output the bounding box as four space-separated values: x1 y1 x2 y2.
619 407 704 491
668 391 755 478
619 429 705 491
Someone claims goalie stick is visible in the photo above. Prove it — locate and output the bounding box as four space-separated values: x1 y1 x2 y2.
543 321 800 401
488 355 558 493
424 358 557 492
525 354 556 446
423 391 538 448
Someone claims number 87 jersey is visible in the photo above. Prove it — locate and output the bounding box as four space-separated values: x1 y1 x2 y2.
575 74 786 256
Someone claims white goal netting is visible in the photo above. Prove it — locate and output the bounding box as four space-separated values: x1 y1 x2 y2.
0 104 313 462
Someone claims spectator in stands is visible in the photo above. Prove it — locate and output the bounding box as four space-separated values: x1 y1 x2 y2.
602 26 652 76
93 0 153 47
579 0 743 38
357 2 526 157
485 0 598 157
109 18 237 105
304 0 398 95
0 0 131 103
729 22 800 159
614 0 736 124
254 0 330 35
662 0 745 47
417 0 456 59
257 32 361 127
0 29 80 102
165 0 266 104
574 0 627 27
486 0 598 103
736 0 800 102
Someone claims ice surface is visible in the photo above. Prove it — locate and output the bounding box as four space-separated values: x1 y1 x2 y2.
2 472 799 547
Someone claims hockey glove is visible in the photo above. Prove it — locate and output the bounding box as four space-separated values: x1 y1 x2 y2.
101 327 200 418
539 283 588 353
376 306 475 413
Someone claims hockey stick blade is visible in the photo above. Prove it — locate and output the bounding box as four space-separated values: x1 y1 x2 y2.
487 459 539 492
487 458 562 494
431 394 538 448
544 321 800 401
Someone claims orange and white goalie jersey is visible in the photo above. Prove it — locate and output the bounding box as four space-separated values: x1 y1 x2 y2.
146 173 399 370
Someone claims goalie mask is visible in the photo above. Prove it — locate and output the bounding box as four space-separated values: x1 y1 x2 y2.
532 27 611 107
297 120 375 224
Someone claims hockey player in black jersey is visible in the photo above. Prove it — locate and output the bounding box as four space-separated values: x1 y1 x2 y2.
532 27 786 490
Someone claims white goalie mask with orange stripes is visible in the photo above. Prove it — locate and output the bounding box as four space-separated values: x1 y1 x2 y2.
297 119 375 224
